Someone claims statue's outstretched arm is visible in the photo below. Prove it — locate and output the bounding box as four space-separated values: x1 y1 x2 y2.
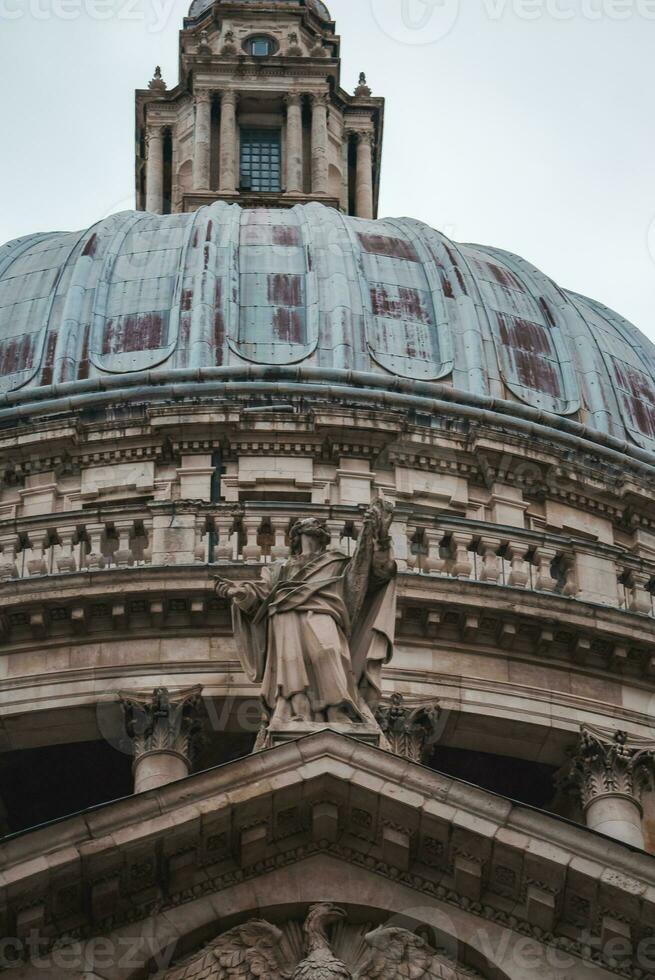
214 573 272 613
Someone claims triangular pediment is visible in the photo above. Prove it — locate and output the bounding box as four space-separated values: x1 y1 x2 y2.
2 731 655 978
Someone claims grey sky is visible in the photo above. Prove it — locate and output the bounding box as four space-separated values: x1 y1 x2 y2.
1 0 653 340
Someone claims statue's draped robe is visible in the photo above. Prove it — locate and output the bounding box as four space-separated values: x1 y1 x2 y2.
231 543 396 719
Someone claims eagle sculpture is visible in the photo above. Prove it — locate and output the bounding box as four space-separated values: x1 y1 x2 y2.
164 906 482 980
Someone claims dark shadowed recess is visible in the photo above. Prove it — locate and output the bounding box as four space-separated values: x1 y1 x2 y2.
426 745 558 810
0 731 256 835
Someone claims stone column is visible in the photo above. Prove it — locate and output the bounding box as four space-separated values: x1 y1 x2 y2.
285 93 304 194
376 693 441 763
145 125 164 214
355 131 374 219
120 686 203 794
219 90 239 194
558 726 655 849
310 93 329 196
340 133 349 212
193 90 212 192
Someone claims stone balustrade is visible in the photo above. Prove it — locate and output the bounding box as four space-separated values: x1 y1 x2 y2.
0 505 653 621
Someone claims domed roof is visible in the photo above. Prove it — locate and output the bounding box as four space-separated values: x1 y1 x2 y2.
1 201 654 462
188 0 331 23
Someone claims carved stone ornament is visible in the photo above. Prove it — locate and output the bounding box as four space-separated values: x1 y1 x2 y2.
376 693 441 763
164 905 483 979
148 65 167 92
557 724 655 811
287 31 303 56
355 72 372 97
221 29 238 56
197 29 212 58
119 685 203 768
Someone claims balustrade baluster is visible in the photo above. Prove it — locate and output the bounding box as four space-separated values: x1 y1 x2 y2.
242 516 262 564
0 534 18 581
271 518 291 560
628 571 653 615
56 527 77 573
424 528 446 575
449 531 473 579
507 541 530 588
478 535 502 583
27 532 50 576
533 546 558 592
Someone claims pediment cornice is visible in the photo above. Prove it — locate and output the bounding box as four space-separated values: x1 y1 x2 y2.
2 732 655 977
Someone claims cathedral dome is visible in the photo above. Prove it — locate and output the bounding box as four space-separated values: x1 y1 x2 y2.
1 201 654 465
187 0 331 23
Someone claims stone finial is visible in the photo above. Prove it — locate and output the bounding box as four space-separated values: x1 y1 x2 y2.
376 693 441 763
197 29 212 59
119 686 203 792
148 66 167 92
287 31 302 56
558 726 655 809
355 72 372 97
221 29 238 56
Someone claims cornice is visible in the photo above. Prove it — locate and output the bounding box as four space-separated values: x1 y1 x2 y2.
0 566 653 686
2 732 655 977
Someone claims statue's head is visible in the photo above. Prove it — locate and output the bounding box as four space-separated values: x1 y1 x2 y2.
290 517 331 555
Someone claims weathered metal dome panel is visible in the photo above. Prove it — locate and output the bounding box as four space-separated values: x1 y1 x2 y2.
459 244 581 416
1 201 652 456
88 214 183 374
349 217 455 382
228 208 319 365
570 292 655 453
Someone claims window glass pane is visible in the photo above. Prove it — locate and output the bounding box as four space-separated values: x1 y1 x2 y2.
250 38 271 56
240 129 282 192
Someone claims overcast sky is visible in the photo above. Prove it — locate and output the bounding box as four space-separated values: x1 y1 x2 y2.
1 0 654 340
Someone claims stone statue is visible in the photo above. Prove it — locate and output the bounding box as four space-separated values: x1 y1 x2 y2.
215 500 396 729
164 905 483 979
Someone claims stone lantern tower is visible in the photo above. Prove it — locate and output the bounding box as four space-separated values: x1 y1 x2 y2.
135 0 384 216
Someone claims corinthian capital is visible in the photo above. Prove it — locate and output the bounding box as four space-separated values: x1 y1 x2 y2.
376 693 441 763
310 92 329 108
119 686 203 768
284 92 304 109
194 88 212 105
355 130 374 146
557 725 655 811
